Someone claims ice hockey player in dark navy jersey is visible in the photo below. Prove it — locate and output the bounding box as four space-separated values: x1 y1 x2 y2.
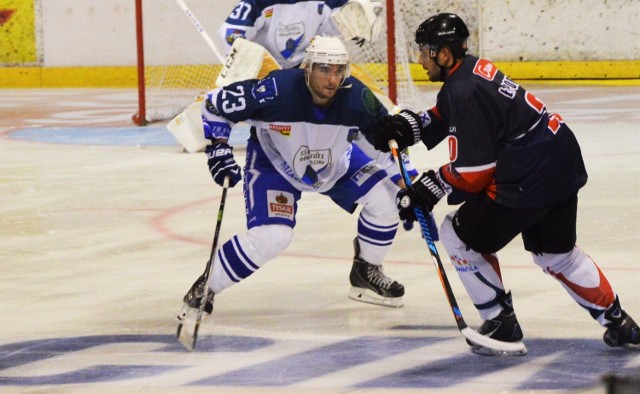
372 13 638 354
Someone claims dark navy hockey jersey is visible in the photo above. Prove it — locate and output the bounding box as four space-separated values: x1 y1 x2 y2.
427 55 588 208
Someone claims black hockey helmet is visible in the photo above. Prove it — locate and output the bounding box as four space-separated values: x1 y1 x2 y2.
415 13 469 59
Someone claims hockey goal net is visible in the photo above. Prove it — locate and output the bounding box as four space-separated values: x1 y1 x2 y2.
135 0 427 125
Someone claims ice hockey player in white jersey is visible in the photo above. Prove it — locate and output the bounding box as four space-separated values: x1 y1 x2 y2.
177 36 426 323
217 0 403 182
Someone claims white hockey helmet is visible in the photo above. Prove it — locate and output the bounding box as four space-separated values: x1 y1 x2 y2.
302 35 351 81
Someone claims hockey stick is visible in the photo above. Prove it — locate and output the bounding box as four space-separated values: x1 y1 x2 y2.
174 0 225 63
176 176 230 351
388 140 527 355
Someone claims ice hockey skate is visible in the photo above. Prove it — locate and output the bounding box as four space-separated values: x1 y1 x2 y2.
467 292 528 356
348 237 404 308
602 298 640 348
176 273 214 322
176 272 215 351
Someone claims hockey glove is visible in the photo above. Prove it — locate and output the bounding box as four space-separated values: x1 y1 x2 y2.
374 110 422 152
396 169 446 217
205 142 242 187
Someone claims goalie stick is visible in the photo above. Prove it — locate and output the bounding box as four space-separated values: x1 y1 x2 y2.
174 0 225 63
176 177 230 351
388 140 527 356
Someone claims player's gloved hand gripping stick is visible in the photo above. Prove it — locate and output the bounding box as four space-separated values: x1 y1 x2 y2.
177 177 230 351
388 140 527 356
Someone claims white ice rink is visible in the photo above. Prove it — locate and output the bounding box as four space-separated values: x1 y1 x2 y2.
1 85 639 393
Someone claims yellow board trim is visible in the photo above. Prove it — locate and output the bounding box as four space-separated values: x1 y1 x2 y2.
0 60 638 88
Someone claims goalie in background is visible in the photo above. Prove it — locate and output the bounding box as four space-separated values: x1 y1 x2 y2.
170 0 392 155
373 13 639 353
178 36 415 324
218 0 383 70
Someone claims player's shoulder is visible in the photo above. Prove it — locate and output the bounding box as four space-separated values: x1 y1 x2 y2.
339 76 386 116
265 68 305 85
250 68 307 104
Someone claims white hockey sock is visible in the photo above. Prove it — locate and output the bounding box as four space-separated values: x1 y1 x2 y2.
355 178 399 265
440 212 506 320
209 224 293 294
531 247 616 325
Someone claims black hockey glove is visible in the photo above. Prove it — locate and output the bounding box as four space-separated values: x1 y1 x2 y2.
205 142 241 187
374 110 422 152
396 170 446 220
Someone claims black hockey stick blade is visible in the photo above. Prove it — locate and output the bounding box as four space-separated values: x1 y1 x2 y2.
389 140 527 356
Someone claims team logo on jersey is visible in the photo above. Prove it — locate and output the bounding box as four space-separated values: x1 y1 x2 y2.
264 8 273 18
473 58 498 81
361 88 382 115
293 145 331 187
269 124 291 136
224 29 246 45
267 190 294 219
252 77 278 102
276 23 304 59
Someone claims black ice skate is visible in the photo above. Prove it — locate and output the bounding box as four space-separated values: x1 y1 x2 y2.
177 273 215 322
348 237 404 308
602 297 640 348
468 291 527 356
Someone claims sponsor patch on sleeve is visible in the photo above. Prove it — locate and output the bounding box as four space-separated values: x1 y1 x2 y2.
473 58 498 81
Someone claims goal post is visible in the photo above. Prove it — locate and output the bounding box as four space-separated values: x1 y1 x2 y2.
135 0 427 125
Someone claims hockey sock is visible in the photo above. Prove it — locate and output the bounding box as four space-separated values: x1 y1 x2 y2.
209 224 293 293
531 247 616 325
440 212 507 320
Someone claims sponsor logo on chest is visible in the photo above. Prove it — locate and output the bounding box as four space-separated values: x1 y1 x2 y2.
269 124 291 136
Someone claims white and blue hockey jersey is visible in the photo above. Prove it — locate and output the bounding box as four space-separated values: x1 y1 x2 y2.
202 68 388 193
218 0 348 69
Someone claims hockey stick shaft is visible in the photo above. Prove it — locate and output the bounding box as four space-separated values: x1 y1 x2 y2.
388 141 468 330
174 0 225 63
177 177 230 351
389 141 527 354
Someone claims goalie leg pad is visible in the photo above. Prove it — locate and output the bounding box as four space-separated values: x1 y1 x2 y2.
216 38 281 87
166 96 209 153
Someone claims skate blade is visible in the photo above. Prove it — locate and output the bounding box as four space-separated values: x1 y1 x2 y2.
470 343 528 357
348 287 404 308
176 315 200 351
